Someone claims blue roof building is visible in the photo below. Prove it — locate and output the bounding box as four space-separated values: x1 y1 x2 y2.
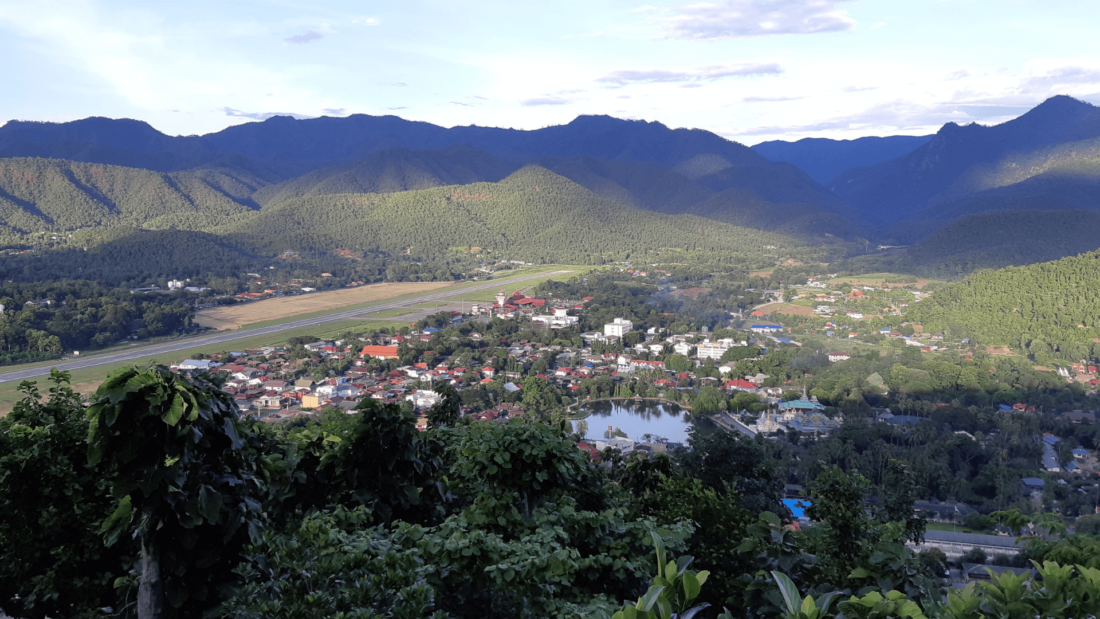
779 398 826 413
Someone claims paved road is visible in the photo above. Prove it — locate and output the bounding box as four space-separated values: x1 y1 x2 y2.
0 271 572 385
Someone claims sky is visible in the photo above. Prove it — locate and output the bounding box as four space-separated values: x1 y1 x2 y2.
2 0 1100 144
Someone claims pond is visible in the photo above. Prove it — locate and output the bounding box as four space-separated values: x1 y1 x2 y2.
574 400 705 444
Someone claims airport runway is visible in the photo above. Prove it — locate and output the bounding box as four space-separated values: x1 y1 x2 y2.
0 271 571 385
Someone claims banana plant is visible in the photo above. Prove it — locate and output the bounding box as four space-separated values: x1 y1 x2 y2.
770 571 841 619
611 532 714 619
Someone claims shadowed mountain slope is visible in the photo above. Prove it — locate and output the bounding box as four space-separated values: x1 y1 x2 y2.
752 135 932 185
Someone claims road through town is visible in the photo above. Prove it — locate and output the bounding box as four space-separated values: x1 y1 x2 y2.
0 271 572 385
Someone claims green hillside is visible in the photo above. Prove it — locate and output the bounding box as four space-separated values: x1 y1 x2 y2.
232 166 814 263
906 248 1100 360
254 145 519 206
0 158 266 237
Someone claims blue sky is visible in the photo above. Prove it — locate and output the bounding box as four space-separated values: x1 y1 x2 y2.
2 0 1099 144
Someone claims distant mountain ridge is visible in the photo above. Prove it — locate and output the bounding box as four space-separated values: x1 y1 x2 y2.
1 113 770 172
752 135 931 185
830 96 1100 225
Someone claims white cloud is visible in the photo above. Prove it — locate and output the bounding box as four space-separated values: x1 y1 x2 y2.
597 62 782 86
285 25 331 45
659 0 856 40
222 108 314 120
352 17 380 26
743 95 804 102
521 96 572 106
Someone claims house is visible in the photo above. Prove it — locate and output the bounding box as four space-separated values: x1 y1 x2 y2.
749 324 782 333
727 379 758 392
405 390 443 409
908 530 1024 559
962 564 1036 582
827 351 851 363
177 359 221 371
1022 477 1046 494
360 345 400 360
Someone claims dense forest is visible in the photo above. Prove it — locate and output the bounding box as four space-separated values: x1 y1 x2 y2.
231 166 822 264
905 249 1100 360
4 367 1100 619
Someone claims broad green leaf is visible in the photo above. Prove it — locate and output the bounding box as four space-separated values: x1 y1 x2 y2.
771 571 802 615
800 594 815 617
163 394 187 426
682 571 701 602
638 585 665 612
849 567 872 578
101 495 132 547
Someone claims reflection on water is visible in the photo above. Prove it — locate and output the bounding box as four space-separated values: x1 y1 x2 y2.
575 400 700 444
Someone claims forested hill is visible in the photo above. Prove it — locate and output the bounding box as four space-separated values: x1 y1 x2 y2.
230 165 820 263
830 96 1100 225
254 144 522 205
898 209 1100 278
253 146 861 241
905 249 1100 360
0 158 266 237
752 134 931 185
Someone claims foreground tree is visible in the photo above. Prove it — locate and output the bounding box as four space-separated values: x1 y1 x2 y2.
0 371 124 618
87 366 267 618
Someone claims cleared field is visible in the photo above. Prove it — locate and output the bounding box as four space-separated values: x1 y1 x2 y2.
196 282 453 329
757 302 815 317
831 273 940 290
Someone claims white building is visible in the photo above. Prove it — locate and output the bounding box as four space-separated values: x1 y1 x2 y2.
673 342 693 356
827 352 851 363
405 390 443 409
604 317 634 338
168 279 184 290
696 338 741 360
530 307 580 329
177 359 221 371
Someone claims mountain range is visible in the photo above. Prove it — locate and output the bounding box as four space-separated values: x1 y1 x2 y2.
5 95 1100 275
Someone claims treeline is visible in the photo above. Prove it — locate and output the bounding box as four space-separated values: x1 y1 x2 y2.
0 280 194 354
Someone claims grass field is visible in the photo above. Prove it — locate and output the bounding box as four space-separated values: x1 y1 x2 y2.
830 272 942 290
195 282 453 329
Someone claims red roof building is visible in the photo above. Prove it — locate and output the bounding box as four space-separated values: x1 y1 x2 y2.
360 345 400 360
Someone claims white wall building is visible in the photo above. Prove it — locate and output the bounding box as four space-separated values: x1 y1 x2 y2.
604 317 634 338
405 390 443 409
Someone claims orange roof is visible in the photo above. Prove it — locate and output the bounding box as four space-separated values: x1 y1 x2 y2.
360 345 400 359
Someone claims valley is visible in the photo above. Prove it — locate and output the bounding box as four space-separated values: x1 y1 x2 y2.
8 96 1100 619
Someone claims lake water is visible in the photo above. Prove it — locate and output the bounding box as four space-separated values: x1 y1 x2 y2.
575 400 700 444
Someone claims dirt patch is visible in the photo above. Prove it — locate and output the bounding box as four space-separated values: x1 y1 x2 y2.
671 287 707 298
985 346 1013 356
1034 366 1051 372
196 282 454 330
0 380 101 418
835 275 935 290
757 303 815 317
749 270 775 278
